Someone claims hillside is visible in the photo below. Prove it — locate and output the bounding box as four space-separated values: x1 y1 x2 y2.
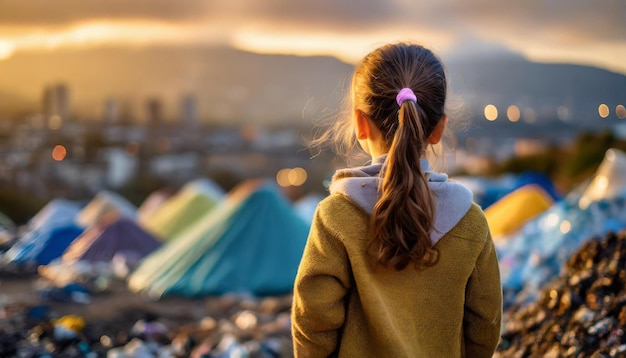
0 45 624 132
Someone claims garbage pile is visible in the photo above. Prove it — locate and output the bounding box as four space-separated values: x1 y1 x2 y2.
495 230 626 357
0 290 293 357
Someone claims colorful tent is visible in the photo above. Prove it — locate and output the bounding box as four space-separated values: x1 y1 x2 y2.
453 171 559 209
62 216 161 264
76 191 136 228
128 181 309 298
136 188 175 224
2 224 84 265
138 178 224 241
485 184 554 239
25 199 81 232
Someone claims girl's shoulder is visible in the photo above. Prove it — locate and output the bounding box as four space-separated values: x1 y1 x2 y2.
313 193 370 235
316 192 369 218
445 202 491 244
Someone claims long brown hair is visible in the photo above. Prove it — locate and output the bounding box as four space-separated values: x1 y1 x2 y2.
353 43 447 270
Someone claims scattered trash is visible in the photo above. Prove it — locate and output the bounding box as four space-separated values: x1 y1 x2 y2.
496 230 626 357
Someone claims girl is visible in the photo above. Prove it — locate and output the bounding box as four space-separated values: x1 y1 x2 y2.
291 43 502 357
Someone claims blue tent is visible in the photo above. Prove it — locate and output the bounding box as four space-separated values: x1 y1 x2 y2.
26 199 81 232
129 181 309 298
454 171 560 209
3 224 84 265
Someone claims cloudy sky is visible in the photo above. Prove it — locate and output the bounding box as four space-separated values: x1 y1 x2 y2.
0 0 624 73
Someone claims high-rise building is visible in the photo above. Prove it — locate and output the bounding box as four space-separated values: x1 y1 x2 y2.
145 98 163 126
180 95 197 128
42 83 70 129
103 98 119 125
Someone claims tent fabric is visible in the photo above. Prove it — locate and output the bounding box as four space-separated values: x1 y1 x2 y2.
129 181 309 298
62 217 161 264
26 199 82 232
485 184 554 239
76 191 137 228
137 189 175 224
2 224 84 265
186 178 225 201
139 179 223 241
514 172 561 202
578 148 626 209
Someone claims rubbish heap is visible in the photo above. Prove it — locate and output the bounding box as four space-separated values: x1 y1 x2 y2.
496 230 626 357
0 289 293 357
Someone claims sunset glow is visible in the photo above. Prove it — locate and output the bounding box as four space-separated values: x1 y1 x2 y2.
0 40 14 60
0 20 224 60
230 26 454 63
0 5 621 75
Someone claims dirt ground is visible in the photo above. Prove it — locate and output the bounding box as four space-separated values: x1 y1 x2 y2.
0 275 211 323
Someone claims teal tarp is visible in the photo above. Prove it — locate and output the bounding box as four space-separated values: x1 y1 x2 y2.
129 182 309 298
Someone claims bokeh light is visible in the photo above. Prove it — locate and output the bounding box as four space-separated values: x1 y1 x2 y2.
560 220 571 234
276 169 291 187
276 167 308 187
616 104 626 119
557 106 570 122
506 105 520 122
546 213 559 227
484 105 498 121
598 104 610 118
52 145 67 161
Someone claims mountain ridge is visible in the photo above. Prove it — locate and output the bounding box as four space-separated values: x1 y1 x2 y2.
0 45 624 129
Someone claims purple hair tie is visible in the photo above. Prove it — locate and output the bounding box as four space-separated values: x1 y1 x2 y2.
396 88 417 107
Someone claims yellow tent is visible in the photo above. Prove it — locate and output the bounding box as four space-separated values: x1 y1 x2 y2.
485 184 554 240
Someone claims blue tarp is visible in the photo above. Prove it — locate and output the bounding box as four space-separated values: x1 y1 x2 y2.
3 224 84 265
129 182 309 298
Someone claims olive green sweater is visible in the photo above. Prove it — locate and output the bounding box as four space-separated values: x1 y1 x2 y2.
292 194 502 357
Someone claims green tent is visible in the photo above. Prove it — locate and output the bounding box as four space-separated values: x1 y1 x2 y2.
139 179 224 241
128 181 309 298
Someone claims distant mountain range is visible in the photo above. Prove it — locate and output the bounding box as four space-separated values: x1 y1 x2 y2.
0 45 624 134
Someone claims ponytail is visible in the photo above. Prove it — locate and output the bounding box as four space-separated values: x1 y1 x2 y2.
369 99 439 271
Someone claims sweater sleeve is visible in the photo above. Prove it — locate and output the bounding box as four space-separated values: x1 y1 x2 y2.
292 205 352 358
463 230 503 358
